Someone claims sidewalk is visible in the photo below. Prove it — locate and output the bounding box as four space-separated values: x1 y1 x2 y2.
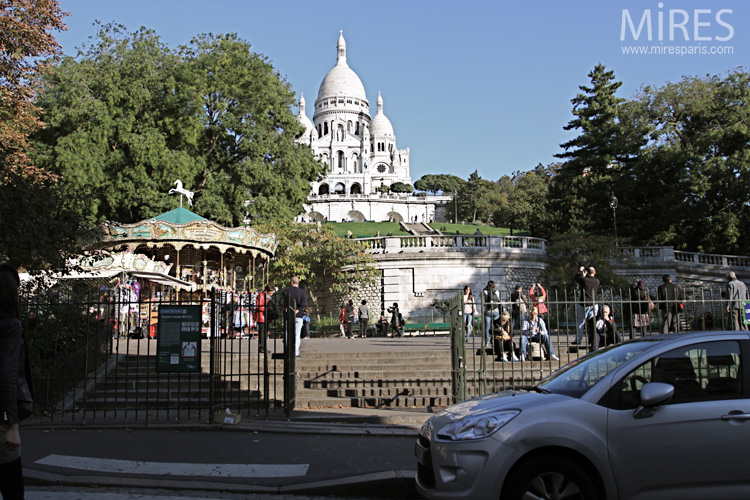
22 406 435 499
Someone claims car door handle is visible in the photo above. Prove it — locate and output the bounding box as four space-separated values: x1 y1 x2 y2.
721 411 750 421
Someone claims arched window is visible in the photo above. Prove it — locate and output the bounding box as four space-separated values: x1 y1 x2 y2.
324 122 329 135
347 121 352 133
352 153 359 173
334 183 345 194
337 151 345 172
350 183 362 194
318 184 329 195
317 124 322 138
355 122 360 135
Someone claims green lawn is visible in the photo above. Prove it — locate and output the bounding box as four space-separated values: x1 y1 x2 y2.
325 221 527 237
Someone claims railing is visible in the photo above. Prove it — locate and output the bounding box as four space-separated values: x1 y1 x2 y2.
453 284 737 403
675 250 750 268
358 235 548 254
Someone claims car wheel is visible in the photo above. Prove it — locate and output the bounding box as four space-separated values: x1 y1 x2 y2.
503 455 596 500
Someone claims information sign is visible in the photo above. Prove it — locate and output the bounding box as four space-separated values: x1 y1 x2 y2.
744 301 750 326
156 305 202 372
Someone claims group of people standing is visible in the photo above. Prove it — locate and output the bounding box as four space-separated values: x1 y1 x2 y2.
463 281 559 362
337 299 403 338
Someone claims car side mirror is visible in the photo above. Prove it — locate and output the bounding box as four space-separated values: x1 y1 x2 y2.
633 382 674 420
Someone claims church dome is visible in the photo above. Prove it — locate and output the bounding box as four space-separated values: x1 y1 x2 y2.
296 93 314 136
317 32 367 102
370 92 394 137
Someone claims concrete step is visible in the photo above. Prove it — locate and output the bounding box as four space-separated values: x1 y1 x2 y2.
296 394 453 409
302 377 451 389
297 386 451 399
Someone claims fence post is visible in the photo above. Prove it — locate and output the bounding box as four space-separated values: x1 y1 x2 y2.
450 291 466 403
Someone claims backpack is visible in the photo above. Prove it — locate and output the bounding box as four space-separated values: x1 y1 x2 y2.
266 297 279 321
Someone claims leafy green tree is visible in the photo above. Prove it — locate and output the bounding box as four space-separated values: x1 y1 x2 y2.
623 69 750 254
32 24 325 227
456 170 499 223
492 168 551 237
540 232 630 291
550 63 646 235
414 174 466 195
389 182 412 193
258 222 378 318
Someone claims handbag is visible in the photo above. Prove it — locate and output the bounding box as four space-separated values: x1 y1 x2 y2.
17 375 33 421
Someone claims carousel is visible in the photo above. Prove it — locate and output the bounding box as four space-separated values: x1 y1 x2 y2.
72 181 278 337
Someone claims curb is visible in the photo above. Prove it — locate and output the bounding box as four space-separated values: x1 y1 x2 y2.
24 467 419 499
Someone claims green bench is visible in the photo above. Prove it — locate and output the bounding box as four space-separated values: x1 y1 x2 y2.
403 323 426 335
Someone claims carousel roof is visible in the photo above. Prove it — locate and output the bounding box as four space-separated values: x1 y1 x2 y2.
92 208 278 258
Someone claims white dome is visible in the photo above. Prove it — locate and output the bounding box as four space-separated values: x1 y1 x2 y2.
370 92 394 137
317 32 367 101
297 93 314 136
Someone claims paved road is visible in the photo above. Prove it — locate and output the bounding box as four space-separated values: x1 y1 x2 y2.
23 426 421 499
26 485 379 499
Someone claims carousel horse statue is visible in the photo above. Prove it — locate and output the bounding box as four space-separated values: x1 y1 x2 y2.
168 180 194 207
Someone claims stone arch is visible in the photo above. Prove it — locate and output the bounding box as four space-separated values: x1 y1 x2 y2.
347 210 366 222
350 183 362 194
334 183 345 194
318 184 329 195
387 211 403 223
307 211 325 222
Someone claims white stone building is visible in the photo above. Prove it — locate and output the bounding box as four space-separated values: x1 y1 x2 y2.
296 32 450 223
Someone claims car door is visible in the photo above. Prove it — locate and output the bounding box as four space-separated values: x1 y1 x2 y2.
606 339 750 500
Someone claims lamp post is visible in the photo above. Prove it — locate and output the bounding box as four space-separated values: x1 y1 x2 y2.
453 191 458 224
609 192 619 247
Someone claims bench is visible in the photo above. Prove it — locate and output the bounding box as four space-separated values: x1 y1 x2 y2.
311 324 341 338
427 322 451 332
403 323 426 335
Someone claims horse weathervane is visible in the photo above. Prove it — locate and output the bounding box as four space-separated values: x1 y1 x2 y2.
168 180 194 207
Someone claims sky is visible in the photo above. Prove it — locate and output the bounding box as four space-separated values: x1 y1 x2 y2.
55 0 748 182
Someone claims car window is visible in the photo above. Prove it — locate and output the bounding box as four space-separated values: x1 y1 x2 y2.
540 341 655 398
616 340 743 408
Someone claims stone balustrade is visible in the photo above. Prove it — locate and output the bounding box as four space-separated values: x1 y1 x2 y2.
358 235 548 254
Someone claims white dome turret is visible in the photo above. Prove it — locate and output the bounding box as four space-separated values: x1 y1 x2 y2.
296 93 315 137
370 92 394 137
317 31 367 102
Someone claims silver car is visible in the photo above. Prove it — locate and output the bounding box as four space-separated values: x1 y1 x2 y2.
416 331 750 500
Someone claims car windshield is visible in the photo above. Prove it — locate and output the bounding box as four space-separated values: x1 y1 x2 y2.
538 339 660 398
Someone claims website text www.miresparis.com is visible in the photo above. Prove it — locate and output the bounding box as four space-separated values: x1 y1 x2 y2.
620 4 735 56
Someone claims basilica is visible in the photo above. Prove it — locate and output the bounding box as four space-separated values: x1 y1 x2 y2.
296 32 450 223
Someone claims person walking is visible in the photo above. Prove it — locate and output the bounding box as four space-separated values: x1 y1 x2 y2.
281 277 307 357
387 303 402 337
343 300 356 338
358 300 370 338
657 275 682 333
574 266 600 345
463 286 477 342
726 271 748 331
0 267 29 499
253 284 275 353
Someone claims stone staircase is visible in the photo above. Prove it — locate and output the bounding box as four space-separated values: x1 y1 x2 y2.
295 350 453 409
400 222 442 236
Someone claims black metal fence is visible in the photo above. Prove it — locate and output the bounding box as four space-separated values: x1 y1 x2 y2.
19 283 294 426
454 284 739 403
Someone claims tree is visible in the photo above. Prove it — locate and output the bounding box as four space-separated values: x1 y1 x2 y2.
32 25 326 227
492 166 552 236
259 222 379 318
539 232 630 291
389 182 412 194
0 0 66 184
414 174 466 195
550 63 646 235
456 170 499 223
623 69 750 254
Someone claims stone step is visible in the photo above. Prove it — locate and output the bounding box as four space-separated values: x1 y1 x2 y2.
297 386 451 399
295 394 453 409
297 369 450 380
302 378 451 389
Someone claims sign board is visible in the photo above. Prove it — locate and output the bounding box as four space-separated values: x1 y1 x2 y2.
744 301 750 326
156 305 201 373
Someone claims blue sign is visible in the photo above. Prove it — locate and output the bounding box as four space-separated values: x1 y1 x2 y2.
744 301 750 325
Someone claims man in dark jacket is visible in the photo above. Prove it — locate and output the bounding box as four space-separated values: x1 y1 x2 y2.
281 277 308 357
574 266 600 345
657 275 682 333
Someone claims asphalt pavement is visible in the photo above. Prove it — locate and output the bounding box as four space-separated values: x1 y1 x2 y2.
21 408 432 500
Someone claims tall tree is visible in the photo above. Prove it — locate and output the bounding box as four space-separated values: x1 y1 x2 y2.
550 63 646 236
492 166 552 236
258 222 379 318
414 174 466 195
456 170 499 223
0 0 66 184
32 24 325 227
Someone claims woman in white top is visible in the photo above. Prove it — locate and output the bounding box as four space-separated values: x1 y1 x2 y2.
463 285 477 342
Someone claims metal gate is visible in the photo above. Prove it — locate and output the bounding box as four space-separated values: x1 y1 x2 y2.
21 284 295 426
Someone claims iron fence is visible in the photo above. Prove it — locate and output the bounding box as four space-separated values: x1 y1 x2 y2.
19 283 293 426
454 284 739 403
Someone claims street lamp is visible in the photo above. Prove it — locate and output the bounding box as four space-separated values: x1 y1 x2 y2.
609 192 618 247
453 191 458 224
